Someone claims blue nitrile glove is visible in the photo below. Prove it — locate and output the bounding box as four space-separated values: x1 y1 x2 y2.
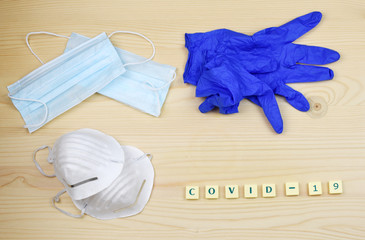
184 29 276 85
196 55 283 134
185 11 340 112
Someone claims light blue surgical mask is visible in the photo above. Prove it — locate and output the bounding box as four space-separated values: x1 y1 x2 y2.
8 31 157 133
8 32 126 133
64 32 176 117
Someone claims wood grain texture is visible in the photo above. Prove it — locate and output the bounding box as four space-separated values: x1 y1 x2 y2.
0 0 365 239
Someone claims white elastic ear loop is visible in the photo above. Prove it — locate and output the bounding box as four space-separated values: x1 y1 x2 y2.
108 31 156 67
12 32 69 129
26 31 70 65
144 72 176 91
32 145 55 177
52 189 86 218
8 93 48 129
143 72 176 116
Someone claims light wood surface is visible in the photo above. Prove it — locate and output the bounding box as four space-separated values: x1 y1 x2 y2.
1 0 365 239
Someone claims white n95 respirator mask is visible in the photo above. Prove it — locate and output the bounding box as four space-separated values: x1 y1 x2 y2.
33 128 154 219
33 128 125 200
53 145 154 220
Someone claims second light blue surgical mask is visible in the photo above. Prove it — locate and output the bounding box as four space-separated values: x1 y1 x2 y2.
8 32 125 133
64 32 176 117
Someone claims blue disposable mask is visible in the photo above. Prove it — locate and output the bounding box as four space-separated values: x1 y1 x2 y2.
64 32 176 117
8 32 126 133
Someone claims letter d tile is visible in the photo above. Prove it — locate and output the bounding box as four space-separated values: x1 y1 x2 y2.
262 184 276 198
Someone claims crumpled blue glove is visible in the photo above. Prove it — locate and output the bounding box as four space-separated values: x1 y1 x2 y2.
196 55 283 133
184 11 340 113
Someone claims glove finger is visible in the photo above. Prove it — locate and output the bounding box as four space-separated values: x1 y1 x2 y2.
253 12 322 45
283 65 334 83
288 44 340 65
256 91 283 134
276 11 322 43
276 85 310 111
199 97 217 113
199 95 240 114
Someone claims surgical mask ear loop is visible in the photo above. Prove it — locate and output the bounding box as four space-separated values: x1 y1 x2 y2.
143 72 177 116
32 145 55 177
52 189 86 218
108 31 156 67
8 93 49 129
8 32 70 129
26 31 70 65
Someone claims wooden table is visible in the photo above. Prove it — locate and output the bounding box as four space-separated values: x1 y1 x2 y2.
1 1 364 239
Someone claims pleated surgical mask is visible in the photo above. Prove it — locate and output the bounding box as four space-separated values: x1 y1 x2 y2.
64 32 176 117
53 145 154 219
33 128 125 200
8 32 125 133
8 31 155 133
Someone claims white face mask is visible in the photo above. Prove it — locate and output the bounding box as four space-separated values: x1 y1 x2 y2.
33 128 125 200
33 129 154 219
56 145 154 220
